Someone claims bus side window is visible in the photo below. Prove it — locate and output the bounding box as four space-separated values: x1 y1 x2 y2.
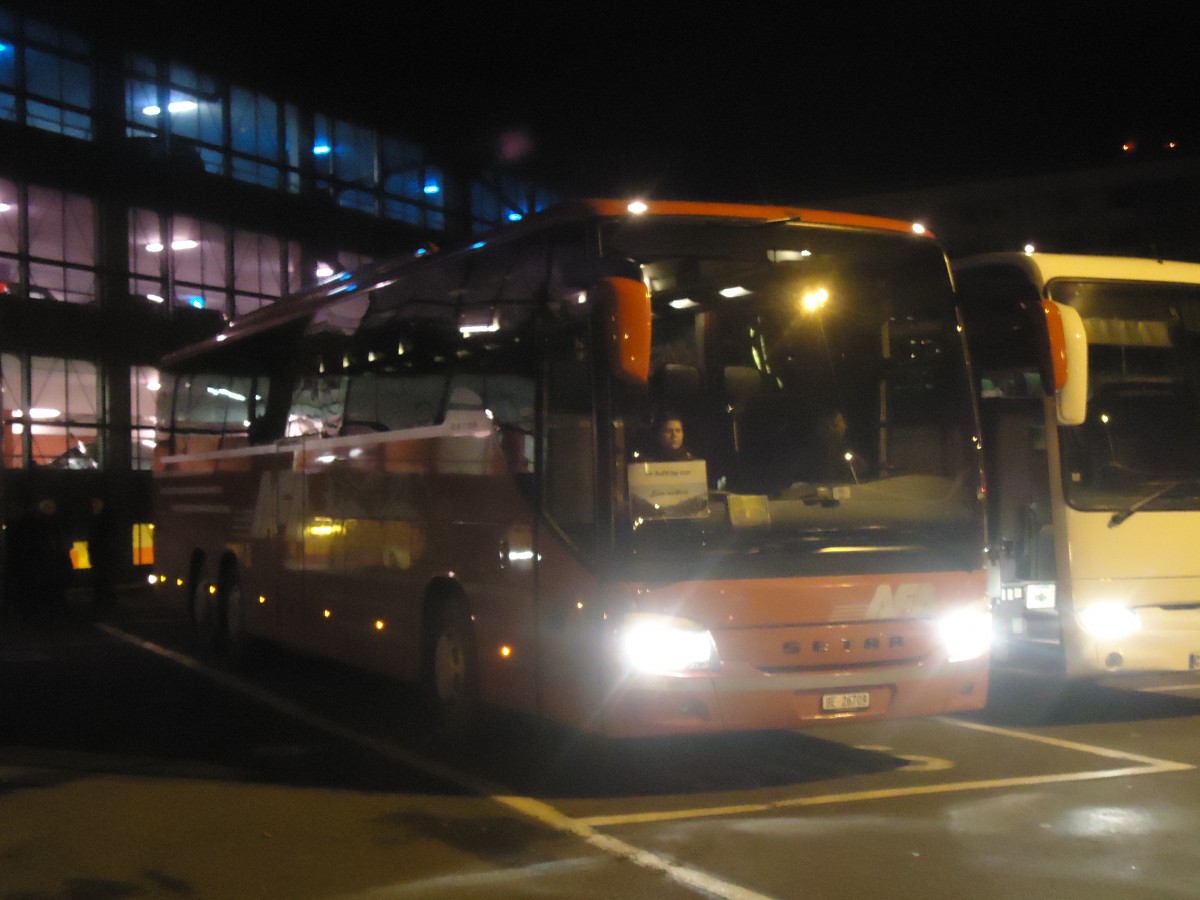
174 374 261 451
287 375 346 438
343 373 445 433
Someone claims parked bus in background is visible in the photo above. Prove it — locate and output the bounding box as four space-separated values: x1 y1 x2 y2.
151 198 990 737
956 252 1200 677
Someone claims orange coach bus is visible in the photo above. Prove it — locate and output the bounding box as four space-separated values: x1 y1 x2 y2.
150 198 990 737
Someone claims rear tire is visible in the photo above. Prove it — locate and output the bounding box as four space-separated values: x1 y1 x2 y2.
426 600 481 736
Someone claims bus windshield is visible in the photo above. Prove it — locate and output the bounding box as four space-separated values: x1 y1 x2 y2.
604 219 981 571
1054 280 1200 511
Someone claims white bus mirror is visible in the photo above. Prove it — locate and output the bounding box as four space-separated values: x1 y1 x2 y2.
1042 299 1087 426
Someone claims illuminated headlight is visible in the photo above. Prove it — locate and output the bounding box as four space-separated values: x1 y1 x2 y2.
1077 603 1140 640
937 609 992 663
621 613 719 674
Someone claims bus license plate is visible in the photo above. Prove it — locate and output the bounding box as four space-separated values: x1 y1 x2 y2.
821 691 870 712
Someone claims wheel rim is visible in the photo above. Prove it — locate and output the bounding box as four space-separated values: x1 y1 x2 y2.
433 629 466 705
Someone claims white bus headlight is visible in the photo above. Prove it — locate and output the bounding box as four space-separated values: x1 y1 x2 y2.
1077 603 1140 640
937 609 992 663
621 613 719 674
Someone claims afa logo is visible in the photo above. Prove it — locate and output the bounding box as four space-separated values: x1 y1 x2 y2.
865 583 937 618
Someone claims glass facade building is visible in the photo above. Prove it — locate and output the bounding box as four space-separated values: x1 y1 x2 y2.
0 6 557 586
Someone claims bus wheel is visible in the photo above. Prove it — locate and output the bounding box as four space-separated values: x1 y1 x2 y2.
427 601 481 735
190 570 220 650
223 577 254 666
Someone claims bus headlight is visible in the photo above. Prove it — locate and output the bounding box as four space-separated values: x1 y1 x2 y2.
621 613 719 674
1077 603 1140 640
937 608 992 663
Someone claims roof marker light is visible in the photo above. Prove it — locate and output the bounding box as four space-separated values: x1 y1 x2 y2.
627 200 649 214
912 222 927 234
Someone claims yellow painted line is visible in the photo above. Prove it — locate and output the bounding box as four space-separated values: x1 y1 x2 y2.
97 625 777 900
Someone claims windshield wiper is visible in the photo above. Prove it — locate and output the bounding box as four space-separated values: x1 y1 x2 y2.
1109 480 1186 528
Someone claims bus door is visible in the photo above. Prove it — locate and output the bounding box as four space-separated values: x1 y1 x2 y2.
244 439 305 645
535 324 608 729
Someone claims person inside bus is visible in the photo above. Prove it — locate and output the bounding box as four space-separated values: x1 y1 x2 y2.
647 412 694 462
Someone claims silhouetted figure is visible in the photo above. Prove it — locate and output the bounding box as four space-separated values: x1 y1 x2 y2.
87 496 117 612
6 499 73 627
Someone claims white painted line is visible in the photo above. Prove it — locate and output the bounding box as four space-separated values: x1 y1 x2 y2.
943 716 1196 768
574 716 1195 829
96 625 777 900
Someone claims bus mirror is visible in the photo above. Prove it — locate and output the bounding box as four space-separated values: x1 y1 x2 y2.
596 276 651 384
1043 299 1088 426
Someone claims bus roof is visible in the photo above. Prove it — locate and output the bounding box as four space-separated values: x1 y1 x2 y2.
555 198 931 236
955 252 1200 288
163 197 937 370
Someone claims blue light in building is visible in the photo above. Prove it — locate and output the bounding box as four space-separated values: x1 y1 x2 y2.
471 241 487 250
313 144 332 155
415 247 429 256
189 296 205 308
507 212 523 222
0 43 9 52
423 184 440 195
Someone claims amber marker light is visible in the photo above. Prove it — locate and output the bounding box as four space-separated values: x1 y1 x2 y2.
499 645 512 658
208 584 216 595
323 609 332 618
375 620 385 631
258 595 266 604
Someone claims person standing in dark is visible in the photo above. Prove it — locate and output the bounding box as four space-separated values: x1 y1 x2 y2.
3 501 38 624
30 498 73 626
87 496 117 612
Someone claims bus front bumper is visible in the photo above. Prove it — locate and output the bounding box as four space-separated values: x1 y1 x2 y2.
600 662 988 739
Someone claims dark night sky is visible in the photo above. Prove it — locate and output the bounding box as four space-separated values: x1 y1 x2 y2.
23 1 1200 204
